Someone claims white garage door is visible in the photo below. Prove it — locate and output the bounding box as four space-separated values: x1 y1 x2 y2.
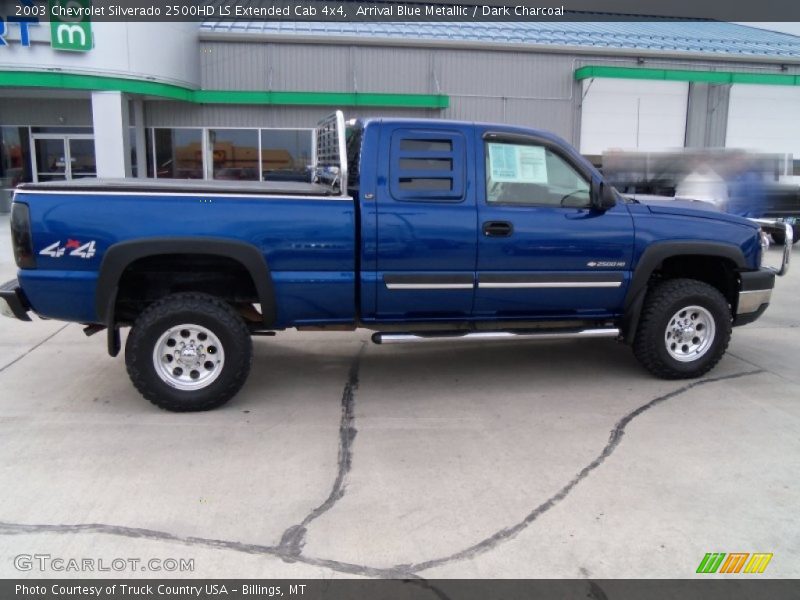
579 79 689 155
727 84 800 156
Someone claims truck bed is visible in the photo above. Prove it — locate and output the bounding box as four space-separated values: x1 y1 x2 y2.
13 181 356 326
19 178 337 197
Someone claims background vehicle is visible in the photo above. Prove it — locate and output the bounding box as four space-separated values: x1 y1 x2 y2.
1 113 792 411
603 149 800 244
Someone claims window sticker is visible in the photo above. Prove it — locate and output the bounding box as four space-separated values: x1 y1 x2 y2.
488 143 548 183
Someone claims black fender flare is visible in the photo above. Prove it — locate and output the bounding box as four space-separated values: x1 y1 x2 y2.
95 237 277 329
621 241 747 344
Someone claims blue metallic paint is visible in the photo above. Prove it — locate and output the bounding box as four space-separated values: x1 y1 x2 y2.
18 193 356 327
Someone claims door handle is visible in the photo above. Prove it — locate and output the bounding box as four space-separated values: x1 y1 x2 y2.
483 221 514 237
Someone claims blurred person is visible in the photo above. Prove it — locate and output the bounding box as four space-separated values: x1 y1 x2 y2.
726 152 767 218
674 159 728 210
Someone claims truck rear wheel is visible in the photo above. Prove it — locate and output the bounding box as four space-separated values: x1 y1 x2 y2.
633 279 731 380
125 293 252 411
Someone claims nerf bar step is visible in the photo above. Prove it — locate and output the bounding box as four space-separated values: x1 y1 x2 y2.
372 327 620 345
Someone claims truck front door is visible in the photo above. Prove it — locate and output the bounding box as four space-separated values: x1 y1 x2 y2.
474 132 634 320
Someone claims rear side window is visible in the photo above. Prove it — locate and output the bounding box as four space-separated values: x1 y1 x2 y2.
389 130 465 202
345 122 363 186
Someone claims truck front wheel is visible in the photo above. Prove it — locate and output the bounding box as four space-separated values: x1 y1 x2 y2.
633 279 732 379
125 293 253 411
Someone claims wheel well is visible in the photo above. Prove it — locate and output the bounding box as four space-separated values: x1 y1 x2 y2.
653 254 738 307
114 253 259 323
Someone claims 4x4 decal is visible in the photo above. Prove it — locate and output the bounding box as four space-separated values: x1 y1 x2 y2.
40 240 97 260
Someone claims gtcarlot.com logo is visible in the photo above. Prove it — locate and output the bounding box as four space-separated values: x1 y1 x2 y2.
14 553 194 573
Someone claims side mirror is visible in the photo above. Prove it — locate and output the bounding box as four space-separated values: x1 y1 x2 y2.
593 183 617 210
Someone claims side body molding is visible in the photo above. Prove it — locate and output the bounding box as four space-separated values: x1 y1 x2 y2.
95 237 276 327
622 241 747 343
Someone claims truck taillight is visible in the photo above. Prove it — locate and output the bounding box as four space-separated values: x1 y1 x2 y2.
10 202 35 269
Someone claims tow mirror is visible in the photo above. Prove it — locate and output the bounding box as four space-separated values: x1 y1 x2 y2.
593 183 617 210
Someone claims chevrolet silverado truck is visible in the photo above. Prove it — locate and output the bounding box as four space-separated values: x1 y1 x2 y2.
1 113 792 411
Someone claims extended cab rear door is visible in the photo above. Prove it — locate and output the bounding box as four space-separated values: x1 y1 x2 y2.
474 130 634 320
368 122 477 321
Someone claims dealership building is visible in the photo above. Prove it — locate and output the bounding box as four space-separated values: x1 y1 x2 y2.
2 17 800 202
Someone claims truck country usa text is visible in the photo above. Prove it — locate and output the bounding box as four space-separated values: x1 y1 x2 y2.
15 584 291 597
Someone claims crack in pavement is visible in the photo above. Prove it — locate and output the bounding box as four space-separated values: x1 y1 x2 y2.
587 580 611 600
0 521 416 579
0 324 70 374
399 369 764 573
0 357 764 579
278 343 365 558
728 351 796 384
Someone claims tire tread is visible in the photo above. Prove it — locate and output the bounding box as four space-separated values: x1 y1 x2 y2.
633 278 732 380
125 292 252 411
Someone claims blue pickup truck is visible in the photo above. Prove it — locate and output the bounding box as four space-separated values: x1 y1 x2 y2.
1 112 792 411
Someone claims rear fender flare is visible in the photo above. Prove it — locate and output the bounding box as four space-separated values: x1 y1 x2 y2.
95 237 276 328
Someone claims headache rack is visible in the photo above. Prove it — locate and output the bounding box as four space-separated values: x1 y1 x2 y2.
314 111 349 197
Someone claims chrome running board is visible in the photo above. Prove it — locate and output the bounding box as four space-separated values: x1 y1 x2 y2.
371 328 620 345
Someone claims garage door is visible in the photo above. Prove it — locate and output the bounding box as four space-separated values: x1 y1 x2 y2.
727 84 800 156
579 79 689 156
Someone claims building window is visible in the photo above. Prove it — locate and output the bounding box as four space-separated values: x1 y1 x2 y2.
153 128 203 179
145 129 154 178
0 127 32 187
68 138 96 179
210 129 259 181
31 127 92 135
261 129 312 182
147 127 313 182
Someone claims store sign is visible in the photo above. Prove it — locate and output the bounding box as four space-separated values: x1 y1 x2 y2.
0 0 92 52
49 0 93 52
0 17 37 47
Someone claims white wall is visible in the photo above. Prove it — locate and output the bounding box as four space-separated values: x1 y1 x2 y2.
579 78 689 155
91 91 131 178
726 84 800 156
0 22 199 88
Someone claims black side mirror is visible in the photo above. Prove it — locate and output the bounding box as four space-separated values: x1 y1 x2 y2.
594 183 617 210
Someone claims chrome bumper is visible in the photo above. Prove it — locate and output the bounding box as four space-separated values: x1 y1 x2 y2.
737 288 772 315
734 269 775 326
751 218 792 277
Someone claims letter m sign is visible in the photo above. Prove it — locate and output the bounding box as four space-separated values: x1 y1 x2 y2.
49 0 92 52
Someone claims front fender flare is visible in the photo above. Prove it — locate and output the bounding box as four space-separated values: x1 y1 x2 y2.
621 241 747 344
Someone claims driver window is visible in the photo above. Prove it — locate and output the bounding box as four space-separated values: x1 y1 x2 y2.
485 142 590 207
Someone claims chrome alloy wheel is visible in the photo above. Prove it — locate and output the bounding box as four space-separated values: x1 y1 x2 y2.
152 324 225 390
664 305 716 363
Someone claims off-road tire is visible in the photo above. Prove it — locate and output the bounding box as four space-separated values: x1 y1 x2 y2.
125 293 252 411
633 278 732 380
